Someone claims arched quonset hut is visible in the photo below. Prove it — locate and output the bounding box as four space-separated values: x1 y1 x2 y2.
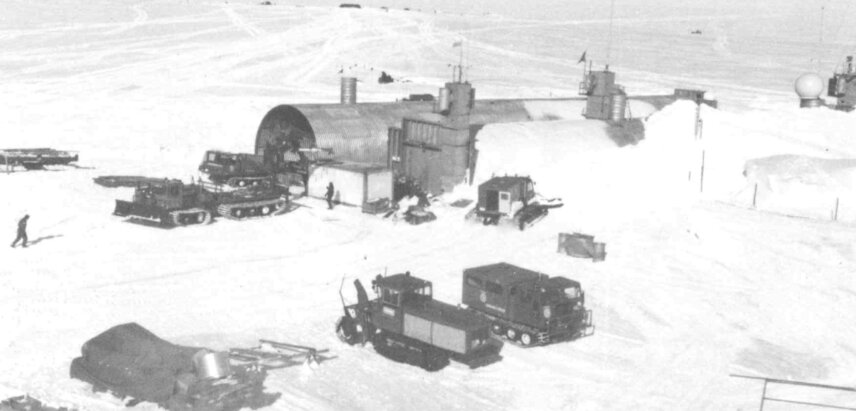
254 96 676 166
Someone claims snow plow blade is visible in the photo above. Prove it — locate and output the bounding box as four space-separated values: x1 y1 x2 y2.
113 200 168 223
113 200 134 217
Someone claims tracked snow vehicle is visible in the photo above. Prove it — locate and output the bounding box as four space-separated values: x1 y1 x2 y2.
463 263 593 346
465 176 561 230
198 148 333 188
198 151 278 187
113 179 289 227
336 272 503 371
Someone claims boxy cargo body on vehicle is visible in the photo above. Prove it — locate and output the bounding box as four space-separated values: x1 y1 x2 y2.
476 176 535 217
462 263 592 345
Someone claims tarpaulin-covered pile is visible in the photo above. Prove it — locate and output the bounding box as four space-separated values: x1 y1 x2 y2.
70 323 280 411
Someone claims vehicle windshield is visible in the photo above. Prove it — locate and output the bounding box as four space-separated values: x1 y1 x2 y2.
401 285 432 305
564 287 581 299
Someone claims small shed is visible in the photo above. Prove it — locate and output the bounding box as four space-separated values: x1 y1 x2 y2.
307 162 392 207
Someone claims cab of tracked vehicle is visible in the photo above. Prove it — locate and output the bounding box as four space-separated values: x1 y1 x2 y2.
369 272 433 333
199 150 240 173
538 276 586 322
131 180 203 210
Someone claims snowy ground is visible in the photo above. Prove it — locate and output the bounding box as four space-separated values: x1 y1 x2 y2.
2 0 856 410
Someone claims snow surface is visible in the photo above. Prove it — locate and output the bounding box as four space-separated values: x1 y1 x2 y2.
2 0 856 410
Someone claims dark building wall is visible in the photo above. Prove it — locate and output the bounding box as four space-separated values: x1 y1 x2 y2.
400 117 472 193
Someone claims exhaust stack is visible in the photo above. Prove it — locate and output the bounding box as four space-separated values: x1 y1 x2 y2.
340 77 357 104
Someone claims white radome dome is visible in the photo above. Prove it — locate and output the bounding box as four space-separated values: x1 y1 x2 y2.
794 73 824 99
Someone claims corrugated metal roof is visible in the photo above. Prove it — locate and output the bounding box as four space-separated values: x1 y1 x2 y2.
255 96 677 165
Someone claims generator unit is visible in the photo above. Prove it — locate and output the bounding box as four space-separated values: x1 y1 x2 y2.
466 176 558 230
114 179 289 227
463 263 593 346
336 272 503 371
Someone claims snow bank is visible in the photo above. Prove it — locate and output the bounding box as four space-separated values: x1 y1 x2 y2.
465 103 699 231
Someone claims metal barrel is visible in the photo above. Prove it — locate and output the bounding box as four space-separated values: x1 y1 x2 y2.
340 77 357 104
610 93 627 121
193 350 232 379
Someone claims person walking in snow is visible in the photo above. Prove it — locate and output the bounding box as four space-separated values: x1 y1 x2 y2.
11 214 29 248
325 182 335 209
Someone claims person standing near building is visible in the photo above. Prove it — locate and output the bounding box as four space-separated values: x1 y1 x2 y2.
11 214 29 248
325 182 335 209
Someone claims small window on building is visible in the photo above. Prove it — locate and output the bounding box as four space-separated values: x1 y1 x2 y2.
208 153 217 162
500 192 510 201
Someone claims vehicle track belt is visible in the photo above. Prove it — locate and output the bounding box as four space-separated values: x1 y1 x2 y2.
217 199 286 220
169 207 211 226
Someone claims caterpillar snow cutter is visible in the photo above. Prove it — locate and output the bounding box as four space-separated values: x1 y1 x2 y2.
336 272 503 371
113 179 289 227
465 176 562 230
463 263 593 347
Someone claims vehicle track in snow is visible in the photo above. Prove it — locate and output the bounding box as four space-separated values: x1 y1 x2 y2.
221 3 264 37
103 3 149 36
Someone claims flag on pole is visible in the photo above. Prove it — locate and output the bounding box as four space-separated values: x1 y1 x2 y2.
452 40 462 48
577 50 587 64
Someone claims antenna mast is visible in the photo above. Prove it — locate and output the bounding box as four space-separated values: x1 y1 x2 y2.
457 40 464 82
818 5 825 71
606 0 615 70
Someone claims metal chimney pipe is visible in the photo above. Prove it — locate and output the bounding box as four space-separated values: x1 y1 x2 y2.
340 77 357 104
437 87 451 112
